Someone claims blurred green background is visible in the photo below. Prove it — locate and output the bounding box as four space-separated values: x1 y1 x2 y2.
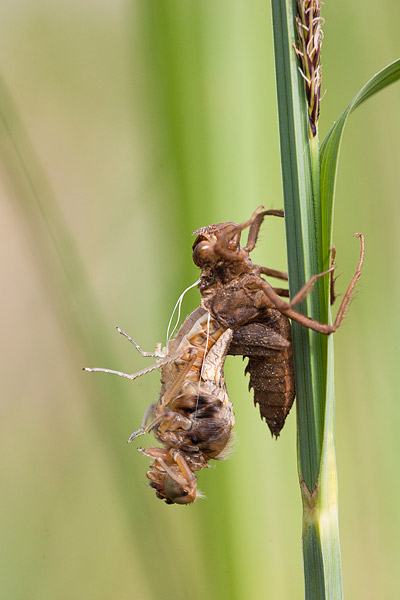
1 1 399 599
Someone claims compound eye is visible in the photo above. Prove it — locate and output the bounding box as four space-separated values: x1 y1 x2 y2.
164 475 196 505
192 240 217 267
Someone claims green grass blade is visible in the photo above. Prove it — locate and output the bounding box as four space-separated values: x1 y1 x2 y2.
271 1 341 597
271 0 327 490
315 55 400 599
0 71 184 598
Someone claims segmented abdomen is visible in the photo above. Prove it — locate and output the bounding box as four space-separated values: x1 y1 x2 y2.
228 309 295 437
173 311 225 381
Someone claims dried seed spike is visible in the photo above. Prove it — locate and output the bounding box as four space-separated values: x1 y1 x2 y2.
294 0 324 137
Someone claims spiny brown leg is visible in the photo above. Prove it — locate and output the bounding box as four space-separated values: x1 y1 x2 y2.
330 246 337 305
259 234 364 335
219 206 283 252
212 205 264 260
259 266 289 281
288 266 335 307
213 207 284 261
272 287 290 297
244 209 284 252
329 233 364 329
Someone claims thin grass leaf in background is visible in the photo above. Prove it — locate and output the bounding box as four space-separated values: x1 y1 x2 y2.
0 68 204 600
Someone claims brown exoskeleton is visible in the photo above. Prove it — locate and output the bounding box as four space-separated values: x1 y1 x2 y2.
85 307 235 504
192 206 364 436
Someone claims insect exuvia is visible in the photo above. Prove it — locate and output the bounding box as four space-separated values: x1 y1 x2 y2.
84 207 364 503
193 207 364 436
85 307 234 504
